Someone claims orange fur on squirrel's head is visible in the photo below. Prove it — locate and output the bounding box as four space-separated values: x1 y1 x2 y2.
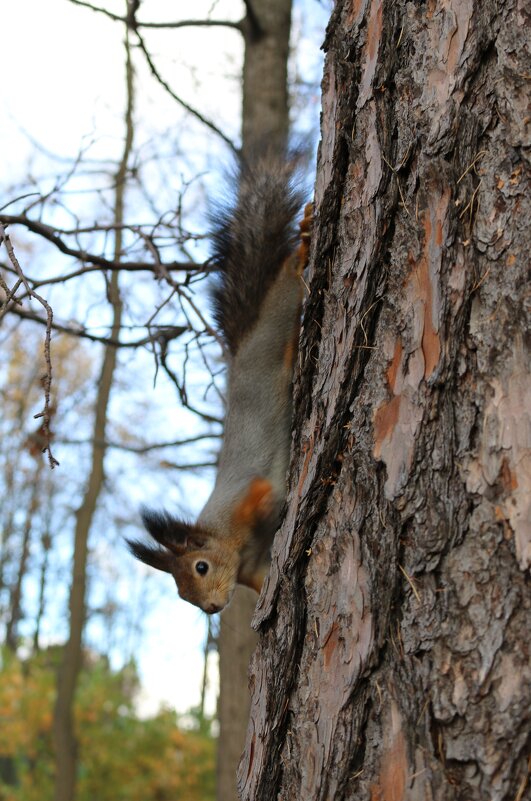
127 509 240 613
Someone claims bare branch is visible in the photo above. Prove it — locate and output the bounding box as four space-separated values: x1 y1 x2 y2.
0 223 59 468
67 0 242 32
0 214 201 273
67 0 123 23
133 28 238 154
158 336 222 425
0 192 41 213
158 460 217 470
7 307 188 349
56 433 220 454
138 19 242 31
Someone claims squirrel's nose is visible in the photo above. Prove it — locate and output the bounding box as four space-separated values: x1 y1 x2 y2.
205 603 222 614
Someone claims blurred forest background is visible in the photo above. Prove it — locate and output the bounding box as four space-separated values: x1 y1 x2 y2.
0 0 328 799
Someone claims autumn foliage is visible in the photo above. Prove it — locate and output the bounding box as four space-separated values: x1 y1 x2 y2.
0 649 215 801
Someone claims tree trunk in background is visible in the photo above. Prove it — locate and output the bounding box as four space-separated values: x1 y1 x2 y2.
0 376 36 605
33 527 51 653
239 2 530 800
5 461 41 650
216 2 293 800
52 31 133 801
241 0 291 152
217 594 260 801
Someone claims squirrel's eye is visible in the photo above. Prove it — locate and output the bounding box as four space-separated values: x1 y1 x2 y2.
195 561 209 576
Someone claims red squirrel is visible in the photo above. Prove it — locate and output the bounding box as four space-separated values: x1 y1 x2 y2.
127 157 312 614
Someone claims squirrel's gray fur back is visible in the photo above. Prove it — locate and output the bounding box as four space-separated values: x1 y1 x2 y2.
210 155 304 354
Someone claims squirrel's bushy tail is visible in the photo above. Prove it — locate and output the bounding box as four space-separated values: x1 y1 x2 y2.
210 154 305 354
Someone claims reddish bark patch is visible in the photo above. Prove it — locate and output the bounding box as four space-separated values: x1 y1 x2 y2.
358 0 383 105
373 395 401 460
345 0 364 28
323 620 340 670
387 339 403 393
367 0 383 62
370 701 407 801
500 457 518 492
372 182 449 486
373 339 404 460
379 728 407 799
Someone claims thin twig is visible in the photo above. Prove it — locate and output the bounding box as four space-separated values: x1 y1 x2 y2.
56 432 220 453
0 214 199 273
8 307 187 348
134 27 238 154
0 222 59 468
456 150 487 185
67 0 242 31
359 299 380 347
398 564 421 603
158 337 222 425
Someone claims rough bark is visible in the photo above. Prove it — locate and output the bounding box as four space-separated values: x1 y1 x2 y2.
52 32 132 801
217 2 294 800
239 2 530 800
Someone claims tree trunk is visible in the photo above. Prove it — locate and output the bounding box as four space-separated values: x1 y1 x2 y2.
5 461 41 650
0 370 37 605
239 2 530 800
241 0 292 152
217 592 260 801
52 29 133 801
216 2 294 800
33 525 51 653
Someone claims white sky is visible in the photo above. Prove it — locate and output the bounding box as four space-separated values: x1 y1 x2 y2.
2 0 243 163
1 0 327 717
1 0 241 719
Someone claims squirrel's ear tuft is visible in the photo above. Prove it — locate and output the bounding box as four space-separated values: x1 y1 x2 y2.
126 539 173 573
140 506 207 554
141 507 176 540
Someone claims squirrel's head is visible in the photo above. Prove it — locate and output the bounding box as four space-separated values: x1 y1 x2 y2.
128 479 276 613
127 508 240 613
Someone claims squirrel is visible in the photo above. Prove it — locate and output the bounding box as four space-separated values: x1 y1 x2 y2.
127 156 312 614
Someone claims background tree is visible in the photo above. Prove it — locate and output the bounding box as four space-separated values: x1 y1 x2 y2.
216 1 296 799
0 649 215 801
239 1 530 800
52 18 133 801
